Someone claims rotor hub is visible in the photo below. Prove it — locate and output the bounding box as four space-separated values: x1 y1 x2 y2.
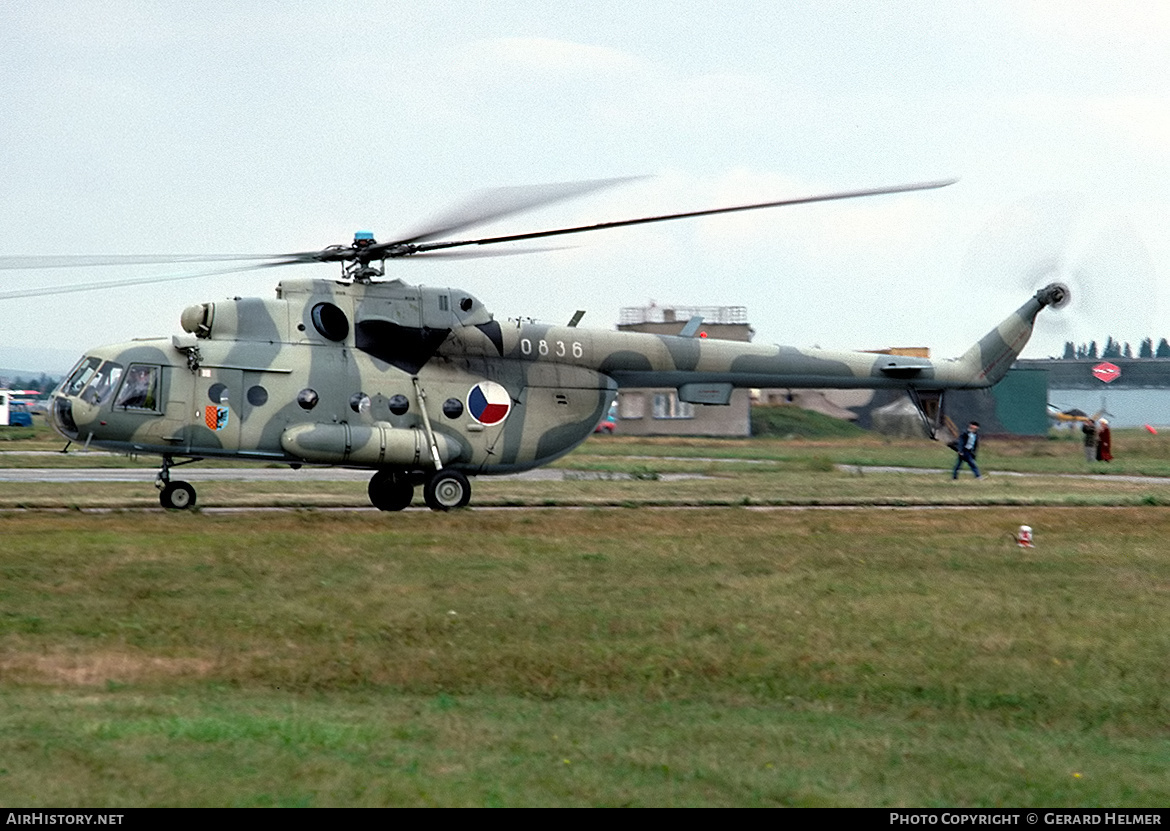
1038 282 1072 310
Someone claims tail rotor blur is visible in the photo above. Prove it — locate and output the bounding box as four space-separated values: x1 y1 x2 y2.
962 192 1157 356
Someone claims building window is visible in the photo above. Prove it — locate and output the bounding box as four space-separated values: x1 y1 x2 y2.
618 393 645 419
652 391 694 419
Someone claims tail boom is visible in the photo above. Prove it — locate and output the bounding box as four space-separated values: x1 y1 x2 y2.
941 283 1067 388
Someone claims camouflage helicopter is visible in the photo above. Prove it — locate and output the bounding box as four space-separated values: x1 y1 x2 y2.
3 177 1067 510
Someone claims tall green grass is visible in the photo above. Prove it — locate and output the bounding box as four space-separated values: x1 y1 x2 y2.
0 509 1166 806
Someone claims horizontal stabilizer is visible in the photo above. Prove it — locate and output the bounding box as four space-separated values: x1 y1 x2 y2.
878 361 928 378
678 316 704 338
679 382 734 405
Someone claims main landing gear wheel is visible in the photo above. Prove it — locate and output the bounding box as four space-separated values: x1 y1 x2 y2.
160 481 196 510
424 470 471 511
368 470 415 512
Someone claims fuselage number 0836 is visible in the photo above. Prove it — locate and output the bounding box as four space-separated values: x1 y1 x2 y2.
520 338 584 360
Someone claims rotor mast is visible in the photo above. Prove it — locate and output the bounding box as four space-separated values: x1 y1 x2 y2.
343 231 385 282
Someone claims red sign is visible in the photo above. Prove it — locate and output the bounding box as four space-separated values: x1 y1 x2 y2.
1092 362 1121 383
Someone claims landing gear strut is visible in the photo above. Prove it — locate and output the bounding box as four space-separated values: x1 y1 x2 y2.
907 388 946 440
156 455 199 510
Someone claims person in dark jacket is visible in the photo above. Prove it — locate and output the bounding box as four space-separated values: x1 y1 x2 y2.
1082 419 1097 463
952 421 982 479
1096 418 1112 462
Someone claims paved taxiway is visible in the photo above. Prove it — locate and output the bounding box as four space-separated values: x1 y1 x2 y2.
3 463 1168 514
1 465 1168 486
0 468 701 483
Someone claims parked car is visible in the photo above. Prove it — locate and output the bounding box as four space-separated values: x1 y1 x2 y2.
0 391 33 427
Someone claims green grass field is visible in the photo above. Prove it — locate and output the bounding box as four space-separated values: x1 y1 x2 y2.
0 420 1168 806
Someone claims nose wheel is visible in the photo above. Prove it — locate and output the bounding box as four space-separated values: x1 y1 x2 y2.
156 455 199 510
159 481 197 510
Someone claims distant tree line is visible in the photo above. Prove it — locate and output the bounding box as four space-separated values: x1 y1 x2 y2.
0 373 61 393
1059 337 1170 360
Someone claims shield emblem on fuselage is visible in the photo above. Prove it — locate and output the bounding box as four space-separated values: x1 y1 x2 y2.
204 405 229 432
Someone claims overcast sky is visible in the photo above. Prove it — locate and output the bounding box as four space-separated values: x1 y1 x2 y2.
2 1 1168 372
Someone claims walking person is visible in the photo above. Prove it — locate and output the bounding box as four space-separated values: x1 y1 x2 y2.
952 421 982 480
1096 418 1113 462
1082 418 1097 463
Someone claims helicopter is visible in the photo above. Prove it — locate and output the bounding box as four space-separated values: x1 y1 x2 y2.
2 177 1068 510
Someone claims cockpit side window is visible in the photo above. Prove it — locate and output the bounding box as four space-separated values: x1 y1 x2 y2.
64 357 101 397
80 361 124 405
114 364 161 411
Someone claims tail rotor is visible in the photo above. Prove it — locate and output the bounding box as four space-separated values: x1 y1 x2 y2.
962 192 1157 356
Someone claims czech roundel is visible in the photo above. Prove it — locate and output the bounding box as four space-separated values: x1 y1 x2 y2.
467 381 512 426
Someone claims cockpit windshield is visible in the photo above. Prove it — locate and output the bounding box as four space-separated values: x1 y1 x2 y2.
62 357 101 397
79 361 124 406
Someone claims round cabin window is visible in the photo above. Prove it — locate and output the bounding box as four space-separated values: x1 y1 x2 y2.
350 393 371 414
310 303 349 342
388 394 409 416
297 388 319 410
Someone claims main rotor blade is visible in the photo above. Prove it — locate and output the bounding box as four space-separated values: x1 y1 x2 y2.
0 253 304 271
401 246 573 260
0 177 954 294
404 179 957 255
0 260 303 301
383 176 645 249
